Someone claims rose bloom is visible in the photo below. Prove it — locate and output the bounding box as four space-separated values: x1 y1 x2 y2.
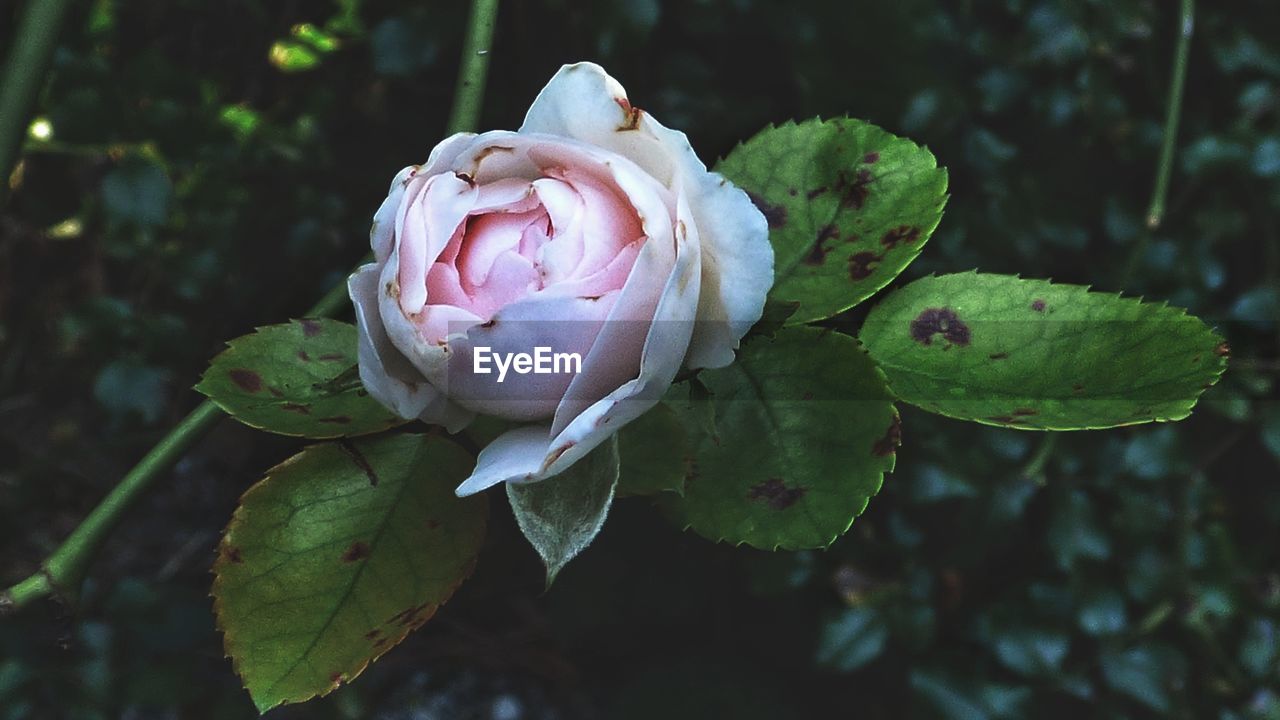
349 62 773 495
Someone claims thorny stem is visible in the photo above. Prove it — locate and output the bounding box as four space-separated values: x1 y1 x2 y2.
0 0 77 207
0 0 503 615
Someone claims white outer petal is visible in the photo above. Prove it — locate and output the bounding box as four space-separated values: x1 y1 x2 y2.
348 265 473 432
371 133 478 262
455 424 554 496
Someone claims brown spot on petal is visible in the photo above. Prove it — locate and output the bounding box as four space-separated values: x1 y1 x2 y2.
300 319 323 337
319 416 352 424
541 443 575 473
222 545 244 564
1214 342 1231 357
615 97 642 130
1013 408 1039 416
910 308 971 347
746 191 787 229
863 152 881 164
989 352 1009 360
748 478 807 510
473 145 514 164
364 629 380 640
806 186 829 200
281 403 310 415
318 353 346 362
341 541 371 563
1031 299 1047 312
297 350 312 362
229 369 262 393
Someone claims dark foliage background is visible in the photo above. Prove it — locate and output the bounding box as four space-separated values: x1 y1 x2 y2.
2 0 1279 717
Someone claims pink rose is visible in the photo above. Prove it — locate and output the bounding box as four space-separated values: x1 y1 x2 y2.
349 62 773 495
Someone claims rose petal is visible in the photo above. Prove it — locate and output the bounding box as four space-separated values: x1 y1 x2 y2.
519 62 677 187
397 173 479 315
432 292 615 421
455 424 554 496
468 249 540 319
472 176 539 214
379 246 453 379
372 133 479 262
638 136 772 370
349 265 473 431
456 209 545 290
415 303 485 347
550 190 698 438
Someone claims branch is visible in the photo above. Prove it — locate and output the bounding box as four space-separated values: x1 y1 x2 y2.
1145 0 1195 230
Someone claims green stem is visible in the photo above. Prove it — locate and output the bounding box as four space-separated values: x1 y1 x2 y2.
1019 434 1059 485
445 0 500 136
1145 0 1194 230
0 0 77 207
0 0 503 615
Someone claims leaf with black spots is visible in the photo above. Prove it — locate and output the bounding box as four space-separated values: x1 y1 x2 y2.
859 273 1228 429
716 117 949 325
662 328 898 550
197 319 404 438
213 434 487 712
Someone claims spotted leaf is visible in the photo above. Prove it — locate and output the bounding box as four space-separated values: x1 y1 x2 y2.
859 273 1228 430
716 117 948 325
213 434 487 712
662 327 898 550
196 318 403 438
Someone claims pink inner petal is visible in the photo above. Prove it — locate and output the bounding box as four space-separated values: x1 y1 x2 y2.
468 250 540 319
456 209 547 290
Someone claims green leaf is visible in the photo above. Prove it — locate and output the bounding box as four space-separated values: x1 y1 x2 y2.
990 625 1070 676
815 606 889 672
617 404 688 498
663 327 899 550
1100 647 1177 713
269 40 322 72
101 157 172 228
212 434 487 712
507 437 620 586
716 117 948 325
196 319 405 439
859 273 1227 430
